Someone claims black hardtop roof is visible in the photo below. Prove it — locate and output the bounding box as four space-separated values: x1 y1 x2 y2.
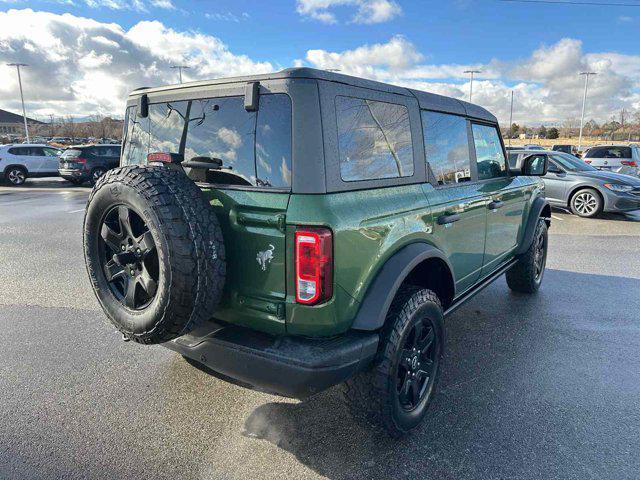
129 67 496 123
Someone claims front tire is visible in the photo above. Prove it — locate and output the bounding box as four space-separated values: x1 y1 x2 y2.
506 218 548 293
342 287 444 437
570 188 602 218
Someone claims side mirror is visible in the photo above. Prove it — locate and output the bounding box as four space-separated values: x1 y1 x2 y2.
522 155 548 176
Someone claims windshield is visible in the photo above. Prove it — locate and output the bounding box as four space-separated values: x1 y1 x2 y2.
550 152 597 172
122 94 292 189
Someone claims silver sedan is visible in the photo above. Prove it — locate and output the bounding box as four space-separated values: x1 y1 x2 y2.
509 150 640 218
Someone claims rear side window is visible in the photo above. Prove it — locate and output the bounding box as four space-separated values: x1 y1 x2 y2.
422 111 471 185
472 124 508 180
335 96 413 182
8 147 28 156
122 94 292 189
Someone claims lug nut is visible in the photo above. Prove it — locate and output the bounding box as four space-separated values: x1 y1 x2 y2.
121 245 126 251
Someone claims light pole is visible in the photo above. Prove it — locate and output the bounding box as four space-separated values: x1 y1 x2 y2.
578 71 597 152
508 90 514 147
170 65 190 84
7 63 30 143
464 70 481 103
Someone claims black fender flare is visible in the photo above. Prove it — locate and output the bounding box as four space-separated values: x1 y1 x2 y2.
516 196 550 256
350 242 454 331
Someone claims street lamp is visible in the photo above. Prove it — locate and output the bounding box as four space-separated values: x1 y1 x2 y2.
578 71 597 152
464 70 482 103
170 65 190 84
508 90 514 147
7 63 30 143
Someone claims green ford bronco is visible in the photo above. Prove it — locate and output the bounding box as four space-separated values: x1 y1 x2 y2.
83 68 550 437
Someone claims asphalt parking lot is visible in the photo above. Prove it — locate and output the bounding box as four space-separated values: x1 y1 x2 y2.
1 179 639 480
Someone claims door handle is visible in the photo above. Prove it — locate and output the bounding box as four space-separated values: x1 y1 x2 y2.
437 213 461 225
488 200 504 210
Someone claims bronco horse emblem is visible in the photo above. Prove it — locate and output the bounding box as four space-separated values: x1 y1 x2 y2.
256 244 275 271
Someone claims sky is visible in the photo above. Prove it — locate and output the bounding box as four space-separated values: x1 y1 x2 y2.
0 0 639 125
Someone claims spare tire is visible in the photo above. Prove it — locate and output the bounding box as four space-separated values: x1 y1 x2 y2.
83 165 226 344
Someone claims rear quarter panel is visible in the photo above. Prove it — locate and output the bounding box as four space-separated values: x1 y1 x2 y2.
285 185 436 336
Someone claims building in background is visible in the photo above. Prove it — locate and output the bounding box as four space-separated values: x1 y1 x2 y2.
0 108 43 135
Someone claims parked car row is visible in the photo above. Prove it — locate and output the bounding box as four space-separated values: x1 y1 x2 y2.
0 143 121 186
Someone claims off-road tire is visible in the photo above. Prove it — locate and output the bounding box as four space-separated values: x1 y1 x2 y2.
569 188 603 218
506 217 548 293
84 165 226 344
342 287 444 438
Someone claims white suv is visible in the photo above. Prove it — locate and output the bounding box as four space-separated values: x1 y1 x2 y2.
0 144 61 185
583 145 640 177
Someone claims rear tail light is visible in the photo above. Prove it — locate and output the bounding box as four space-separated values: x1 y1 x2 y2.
621 160 637 167
147 152 172 163
295 227 333 305
147 152 183 164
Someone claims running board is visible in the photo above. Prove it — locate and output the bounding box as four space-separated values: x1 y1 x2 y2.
444 258 518 317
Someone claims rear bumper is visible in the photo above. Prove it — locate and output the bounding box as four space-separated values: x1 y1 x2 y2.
58 168 90 181
164 322 379 399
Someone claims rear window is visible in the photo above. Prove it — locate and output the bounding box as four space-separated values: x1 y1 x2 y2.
335 96 413 182
585 146 631 159
61 149 82 158
122 94 292 189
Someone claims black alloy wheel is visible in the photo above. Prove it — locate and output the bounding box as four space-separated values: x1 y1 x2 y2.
396 315 440 411
533 226 547 282
99 205 159 310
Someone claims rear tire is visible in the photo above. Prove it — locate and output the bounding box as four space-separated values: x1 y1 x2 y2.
5 166 27 186
570 188 602 218
90 167 107 186
506 217 548 294
342 287 444 437
83 165 226 344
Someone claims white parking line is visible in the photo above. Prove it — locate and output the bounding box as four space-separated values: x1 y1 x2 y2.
551 215 564 221
67 209 85 214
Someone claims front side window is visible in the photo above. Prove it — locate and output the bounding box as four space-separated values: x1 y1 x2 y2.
422 111 471 185
336 96 413 182
122 94 292 189
472 124 508 180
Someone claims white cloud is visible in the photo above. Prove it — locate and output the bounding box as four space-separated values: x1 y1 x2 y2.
150 0 175 9
306 35 422 75
204 12 248 22
302 36 640 124
296 0 401 24
1 9 638 125
0 9 274 118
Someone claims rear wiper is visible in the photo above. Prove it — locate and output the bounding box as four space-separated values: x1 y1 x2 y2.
181 156 223 170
